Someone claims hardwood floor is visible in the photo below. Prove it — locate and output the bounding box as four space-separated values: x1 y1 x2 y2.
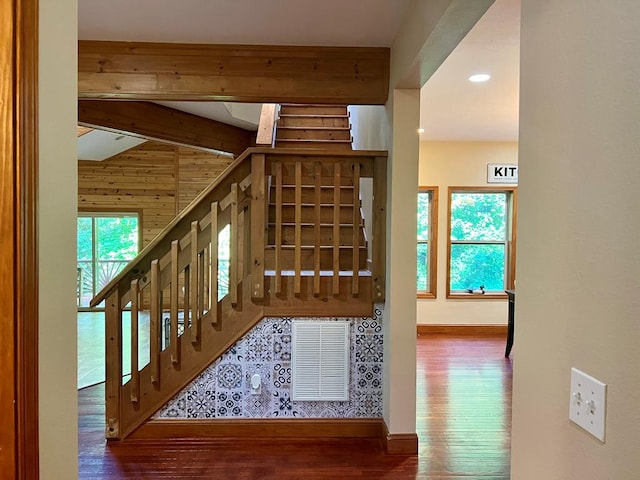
78 334 512 479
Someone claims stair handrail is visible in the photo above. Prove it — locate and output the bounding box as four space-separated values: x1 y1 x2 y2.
96 146 264 440
91 149 254 308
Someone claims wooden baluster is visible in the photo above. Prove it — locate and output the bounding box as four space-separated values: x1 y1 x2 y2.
313 162 322 296
210 202 219 325
237 208 246 281
352 162 360 296
190 220 200 344
251 153 266 300
333 162 341 296
198 247 205 328
372 156 387 302
294 162 302 296
183 265 190 328
230 183 239 306
203 246 210 313
130 279 140 403
150 259 161 385
170 240 180 365
275 162 283 294
105 289 122 439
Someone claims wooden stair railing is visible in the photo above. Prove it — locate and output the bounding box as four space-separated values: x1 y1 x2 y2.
91 106 387 441
92 149 262 440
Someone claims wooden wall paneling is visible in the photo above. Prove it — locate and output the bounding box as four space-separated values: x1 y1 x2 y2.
79 142 232 311
89 151 252 309
78 100 253 157
78 41 390 105
177 147 234 212
78 141 178 246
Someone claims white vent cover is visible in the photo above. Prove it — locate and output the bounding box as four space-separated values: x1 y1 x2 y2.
291 321 349 401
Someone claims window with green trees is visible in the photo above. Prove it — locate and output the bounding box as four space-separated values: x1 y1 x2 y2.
77 212 140 308
417 187 438 297
447 187 516 297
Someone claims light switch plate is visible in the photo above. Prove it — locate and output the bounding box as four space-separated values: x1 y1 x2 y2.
569 367 607 442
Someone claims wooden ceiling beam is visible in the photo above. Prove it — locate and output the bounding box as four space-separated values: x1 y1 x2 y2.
78 41 390 105
78 100 253 156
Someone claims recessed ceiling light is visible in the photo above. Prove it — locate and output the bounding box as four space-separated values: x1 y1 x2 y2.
417 128 425 134
468 73 491 83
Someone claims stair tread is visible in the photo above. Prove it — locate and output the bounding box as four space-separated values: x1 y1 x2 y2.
276 126 351 131
271 201 356 205
278 114 350 118
277 138 352 143
280 103 348 107
265 244 367 249
274 185 355 189
268 222 363 227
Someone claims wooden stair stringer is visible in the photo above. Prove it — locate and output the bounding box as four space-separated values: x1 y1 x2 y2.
118 275 264 440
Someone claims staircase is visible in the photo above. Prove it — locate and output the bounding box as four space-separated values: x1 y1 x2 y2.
275 104 353 151
92 104 387 440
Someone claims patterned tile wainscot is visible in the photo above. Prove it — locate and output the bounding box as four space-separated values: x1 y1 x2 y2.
154 306 384 419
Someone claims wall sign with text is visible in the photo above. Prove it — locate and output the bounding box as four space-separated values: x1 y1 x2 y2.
487 164 518 184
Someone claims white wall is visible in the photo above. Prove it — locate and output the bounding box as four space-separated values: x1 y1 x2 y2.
348 105 388 151
418 141 517 325
381 90 420 436
512 1 640 478
382 0 494 441
39 0 78 477
348 105 388 259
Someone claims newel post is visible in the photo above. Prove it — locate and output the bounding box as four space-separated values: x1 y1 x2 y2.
104 288 122 439
250 153 266 300
372 156 387 302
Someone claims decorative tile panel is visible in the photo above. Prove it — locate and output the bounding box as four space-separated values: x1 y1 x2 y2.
154 306 384 420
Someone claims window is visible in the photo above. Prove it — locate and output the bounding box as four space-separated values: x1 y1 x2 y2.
417 187 438 298
77 212 140 308
447 187 516 298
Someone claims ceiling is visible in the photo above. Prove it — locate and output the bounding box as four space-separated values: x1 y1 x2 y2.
420 0 520 142
78 0 413 47
78 0 520 150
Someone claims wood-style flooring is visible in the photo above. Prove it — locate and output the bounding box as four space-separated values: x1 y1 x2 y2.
78 334 512 479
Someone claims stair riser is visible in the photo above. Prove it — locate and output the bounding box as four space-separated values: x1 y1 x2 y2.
264 248 368 271
279 105 348 116
267 225 366 246
275 140 352 151
277 128 351 141
278 116 350 128
269 205 357 224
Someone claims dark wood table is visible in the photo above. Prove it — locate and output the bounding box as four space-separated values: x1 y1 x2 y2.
505 290 515 357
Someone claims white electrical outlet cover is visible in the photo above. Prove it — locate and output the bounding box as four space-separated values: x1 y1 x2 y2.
569 367 607 442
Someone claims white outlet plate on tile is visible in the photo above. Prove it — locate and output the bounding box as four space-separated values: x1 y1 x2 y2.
569 367 607 442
